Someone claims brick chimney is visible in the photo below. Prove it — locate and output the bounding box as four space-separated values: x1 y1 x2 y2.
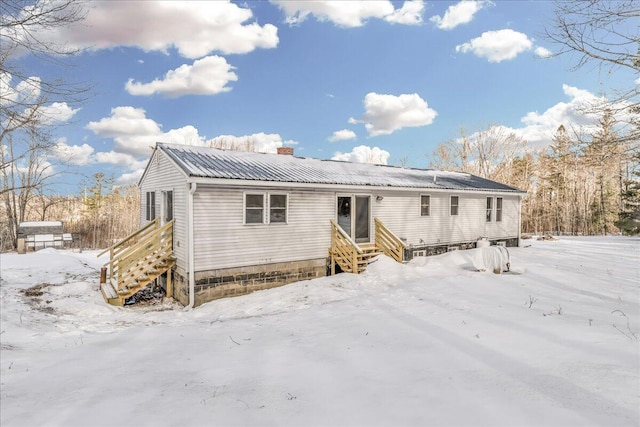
277 147 294 155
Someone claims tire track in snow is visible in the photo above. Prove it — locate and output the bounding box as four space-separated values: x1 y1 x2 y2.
372 298 639 426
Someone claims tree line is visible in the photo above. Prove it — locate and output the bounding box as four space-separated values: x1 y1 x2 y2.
430 110 639 236
1 0 638 250
0 173 140 251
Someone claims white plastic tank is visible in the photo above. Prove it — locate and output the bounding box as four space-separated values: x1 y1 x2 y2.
476 238 490 248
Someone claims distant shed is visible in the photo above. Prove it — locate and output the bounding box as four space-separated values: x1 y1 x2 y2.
17 221 73 253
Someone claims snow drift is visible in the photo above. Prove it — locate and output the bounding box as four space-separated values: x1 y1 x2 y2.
0 237 638 426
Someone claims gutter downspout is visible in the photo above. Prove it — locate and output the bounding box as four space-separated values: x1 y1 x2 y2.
186 182 197 309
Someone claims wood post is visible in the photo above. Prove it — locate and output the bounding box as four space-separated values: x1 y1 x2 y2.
352 247 357 274
166 270 173 298
100 267 107 284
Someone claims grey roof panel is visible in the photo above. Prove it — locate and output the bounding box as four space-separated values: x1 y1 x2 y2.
158 143 525 193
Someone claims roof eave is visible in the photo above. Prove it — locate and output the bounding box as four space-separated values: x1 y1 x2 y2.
185 176 526 195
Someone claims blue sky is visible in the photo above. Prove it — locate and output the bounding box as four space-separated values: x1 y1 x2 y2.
5 0 637 194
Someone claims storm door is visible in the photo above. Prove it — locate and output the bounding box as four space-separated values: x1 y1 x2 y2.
336 195 371 244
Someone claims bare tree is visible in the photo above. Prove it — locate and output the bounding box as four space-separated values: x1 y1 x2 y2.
1 0 88 248
545 1 639 74
545 0 639 143
1 0 88 177
429 125 527 181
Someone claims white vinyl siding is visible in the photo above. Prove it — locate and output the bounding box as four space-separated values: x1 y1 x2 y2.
372 191 520 246
193 188 333 271
139 150 188 271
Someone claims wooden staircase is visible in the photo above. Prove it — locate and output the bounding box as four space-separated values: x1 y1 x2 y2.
329 218 406 274
98 219 175 306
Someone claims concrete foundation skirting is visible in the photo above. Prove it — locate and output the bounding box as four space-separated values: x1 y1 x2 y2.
168 258 327 307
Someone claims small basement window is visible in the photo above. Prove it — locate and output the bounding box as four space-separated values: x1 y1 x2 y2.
420 195 430 216
496 197 503 222
245 194 265 224
269 194 287 223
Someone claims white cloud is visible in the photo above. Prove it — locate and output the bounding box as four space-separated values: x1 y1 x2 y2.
513 84 609 147
31 1 278 59
86 106 206 157
94 151 148 170
456 29 533 62
385 0 424 25
489 84 634 150
53 140 95 166
443 85 635 155
272 0 422 27
635 77 640 85
430 0 490 30
1 73 79 125
2 74 42 105
125 56 238 97
115 169 145 186
34 102 80 125
350 93 437 136
208 133 298 153
328 129 357 142
332 145 390 164
534 46 553 59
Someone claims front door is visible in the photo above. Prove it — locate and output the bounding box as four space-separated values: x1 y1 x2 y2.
337 195 371 243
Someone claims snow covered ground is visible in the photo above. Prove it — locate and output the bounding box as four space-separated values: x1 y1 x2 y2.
0 237 638 427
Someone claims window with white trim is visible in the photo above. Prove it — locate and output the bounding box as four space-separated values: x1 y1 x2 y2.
244 193 288 224
245 194 265 224
496 197 503 222
486 197 493 222
269 194 287 223
420 195 430 216
450 196 459 216
146 191 156 221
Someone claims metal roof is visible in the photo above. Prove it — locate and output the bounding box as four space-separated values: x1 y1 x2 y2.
157 143 525 193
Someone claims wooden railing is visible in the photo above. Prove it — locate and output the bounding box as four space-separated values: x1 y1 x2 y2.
330 219 366 274
374 218 406 263
99 219 174 293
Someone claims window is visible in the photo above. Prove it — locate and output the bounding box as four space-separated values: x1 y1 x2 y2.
165 191 173 222
269 194 287 223
244 193 288 224
420 195 430 216
146 191 156 221
496 197 503 222
450 196 459 216
486 197 493 222
245 194 265 224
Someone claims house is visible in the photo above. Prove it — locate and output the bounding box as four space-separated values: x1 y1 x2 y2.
100 142 526 307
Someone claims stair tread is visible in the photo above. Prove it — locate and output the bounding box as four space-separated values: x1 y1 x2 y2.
101 283 118 299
